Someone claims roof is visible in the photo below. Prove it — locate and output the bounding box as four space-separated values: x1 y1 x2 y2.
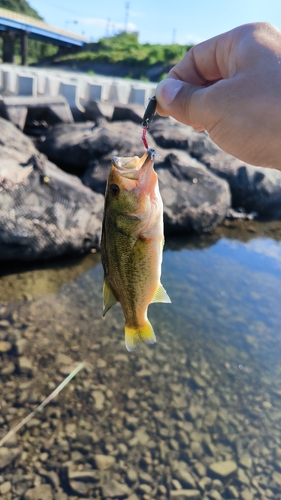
0 7 87 46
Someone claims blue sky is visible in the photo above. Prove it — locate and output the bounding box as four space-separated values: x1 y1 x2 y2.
29 0 281 45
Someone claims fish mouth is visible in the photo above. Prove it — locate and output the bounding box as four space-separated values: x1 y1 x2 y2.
112 148 156 180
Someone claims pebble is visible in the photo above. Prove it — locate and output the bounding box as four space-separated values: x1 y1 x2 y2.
272 470 281 486
0 447 20 471
92 389 105 408
239 453 253 469
209 460 237 478
174 469 197 488
102 479 131 498
96 358 107 368
208 490 223 500
212 479 223 491
18 356 33 375
170 489 201 499
15 338 28 355
0 481 11 495
240 489 254 500
24 484 53 500
93 454 115 470
237 467 250 485
226 485 239 498
194 462 207 477
0 341 12 353
126 468 138 483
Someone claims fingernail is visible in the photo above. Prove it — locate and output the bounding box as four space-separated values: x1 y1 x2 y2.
156 78 184 106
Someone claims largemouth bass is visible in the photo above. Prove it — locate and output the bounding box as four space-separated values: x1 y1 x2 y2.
101 148 171 352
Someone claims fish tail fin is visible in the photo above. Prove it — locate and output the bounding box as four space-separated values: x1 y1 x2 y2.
125 321 156 352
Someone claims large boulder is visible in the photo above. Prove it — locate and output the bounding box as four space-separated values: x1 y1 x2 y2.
0 151 104 261
37 120 157 175
150 117 219 158
201 151 281 218
156 150 231 233
151 117 281 218
0 116 37 158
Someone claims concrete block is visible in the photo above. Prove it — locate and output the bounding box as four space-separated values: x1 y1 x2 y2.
37 74 47 95
59 81 85 115
0 95 73 129
107 82 131 104
17 74 37 96
128 86 153 106
1 70 18 96
82 82 111 104
44 76 61 97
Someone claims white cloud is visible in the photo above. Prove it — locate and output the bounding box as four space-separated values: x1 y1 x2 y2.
247 238 281 267
79 17 137 32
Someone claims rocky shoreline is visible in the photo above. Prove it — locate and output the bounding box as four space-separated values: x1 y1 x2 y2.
1 104 281 261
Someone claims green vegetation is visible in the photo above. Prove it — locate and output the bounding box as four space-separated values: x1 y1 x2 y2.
0 0 58 63
0 0 42 19
0 0 192 79
54 31 193 81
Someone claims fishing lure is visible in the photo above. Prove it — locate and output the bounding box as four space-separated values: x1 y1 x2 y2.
141 95 157 150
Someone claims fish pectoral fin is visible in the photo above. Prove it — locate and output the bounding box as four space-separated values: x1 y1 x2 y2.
125 321 156 352
103 280 118 316
151 282 171 304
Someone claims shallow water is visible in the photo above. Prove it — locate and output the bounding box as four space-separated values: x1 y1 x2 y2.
1 221 281 499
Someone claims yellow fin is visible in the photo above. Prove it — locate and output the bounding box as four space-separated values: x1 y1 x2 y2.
125 321 156 352
151 283 171 304
103 280 117 316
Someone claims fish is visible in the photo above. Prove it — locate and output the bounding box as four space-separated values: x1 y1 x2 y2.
101 148 171 352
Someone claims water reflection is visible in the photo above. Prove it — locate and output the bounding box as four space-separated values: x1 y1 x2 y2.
1 221 281 499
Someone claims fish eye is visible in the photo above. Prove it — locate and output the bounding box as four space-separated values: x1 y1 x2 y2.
109 184 120 196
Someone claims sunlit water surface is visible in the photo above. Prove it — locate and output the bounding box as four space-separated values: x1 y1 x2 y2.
1 221 281 499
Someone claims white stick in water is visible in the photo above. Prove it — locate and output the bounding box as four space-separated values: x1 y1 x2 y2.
0 361 86 448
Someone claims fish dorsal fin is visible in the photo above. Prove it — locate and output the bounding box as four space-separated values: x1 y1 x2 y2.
103 280 118 316
151 283 171 304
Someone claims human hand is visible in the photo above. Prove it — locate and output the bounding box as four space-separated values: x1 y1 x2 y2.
155 23 281 169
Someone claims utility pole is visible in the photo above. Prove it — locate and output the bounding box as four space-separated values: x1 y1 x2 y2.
172 28 176 44
105 18 111 37
124 2 130 32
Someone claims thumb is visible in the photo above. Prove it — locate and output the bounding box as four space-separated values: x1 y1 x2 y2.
155 78 207 131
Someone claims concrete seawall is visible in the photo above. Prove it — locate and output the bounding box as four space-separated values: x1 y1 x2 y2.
0 64 156 116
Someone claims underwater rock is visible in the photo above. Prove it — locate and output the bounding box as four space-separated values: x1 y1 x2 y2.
209 460 237 478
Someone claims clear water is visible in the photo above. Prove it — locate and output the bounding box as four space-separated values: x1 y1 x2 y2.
1 221 281 498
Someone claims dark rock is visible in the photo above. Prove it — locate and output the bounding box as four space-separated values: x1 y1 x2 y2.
150 118 218 158
81 158 109 195
84 101 114 121
202 151 281 217
37 120 156 174
156 150 231 233
0 151 104 261
112 104 143 124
